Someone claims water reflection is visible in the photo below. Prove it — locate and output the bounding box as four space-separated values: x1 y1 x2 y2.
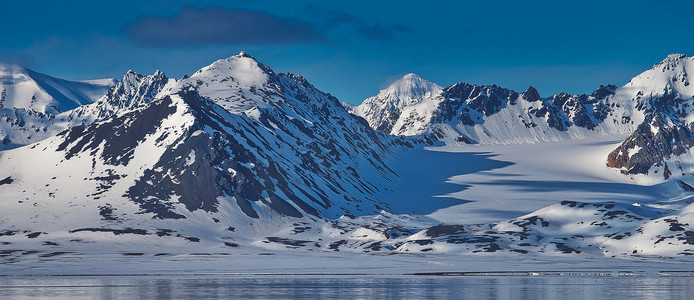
0 275 692 299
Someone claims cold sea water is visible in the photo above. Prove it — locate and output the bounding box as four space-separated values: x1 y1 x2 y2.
0 274 693 299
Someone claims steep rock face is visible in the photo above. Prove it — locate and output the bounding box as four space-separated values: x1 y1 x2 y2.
66 70 171 124
424 83 617 144
607 114 694 177
438 83 519 124
606 54 694 178
0 64 113 150
550 90 611 130
352 73 443 134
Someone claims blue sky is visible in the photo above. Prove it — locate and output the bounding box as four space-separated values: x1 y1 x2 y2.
1 0 693 104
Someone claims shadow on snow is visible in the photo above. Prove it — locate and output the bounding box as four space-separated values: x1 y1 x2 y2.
384 148 514 215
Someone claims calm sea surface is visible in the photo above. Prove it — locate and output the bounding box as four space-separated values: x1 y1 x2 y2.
0 275 693 299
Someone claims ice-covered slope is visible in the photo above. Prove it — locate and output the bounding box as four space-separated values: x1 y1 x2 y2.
0 64 113 149
352 73 443 134
0 64 109 113
0 53 418 252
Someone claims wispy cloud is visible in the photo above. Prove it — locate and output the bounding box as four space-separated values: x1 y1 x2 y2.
125 6 325 47
0 52 36 67
357 23 398 40
307 4 411 41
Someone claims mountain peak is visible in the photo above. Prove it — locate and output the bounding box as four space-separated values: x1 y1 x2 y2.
652 53 691 71
522 86 541 102
659 53 688 63
590 84 618 100
379 73 442 102
123 70 142 81
171 54 342 114
401 73 421 80
152 70 166 79
64 69 170 126
352 73 443 134
185 53 276 96
0 63 26 76
395 72 427 83
620 53 694 102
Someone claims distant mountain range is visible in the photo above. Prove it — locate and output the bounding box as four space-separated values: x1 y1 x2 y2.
351 53 694 178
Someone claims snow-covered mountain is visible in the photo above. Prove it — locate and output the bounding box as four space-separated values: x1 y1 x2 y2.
0 64 110 114
355 75 633 143
351 73 443 134
355 54 694 180
0 53 419 252
0 64 113 149
0 67 175 151
606 54 694 178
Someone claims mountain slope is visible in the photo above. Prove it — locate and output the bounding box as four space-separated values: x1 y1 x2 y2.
0 64 109 114
0 64 113 149
0 53 415 249
606 54 694 178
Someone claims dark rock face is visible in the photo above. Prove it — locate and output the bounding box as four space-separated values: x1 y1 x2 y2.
607 84 694 177
551 92 610 130
590 85 618 100
431 83 518 135
636 87 685 114
425 224 467 238
521 86 541 102
423 83 615 142
607 113 694 176
529 104 569 131
0 176 13 185
536 88 612 131
444 83 517 118
374 108 401 133
57 96 177 166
